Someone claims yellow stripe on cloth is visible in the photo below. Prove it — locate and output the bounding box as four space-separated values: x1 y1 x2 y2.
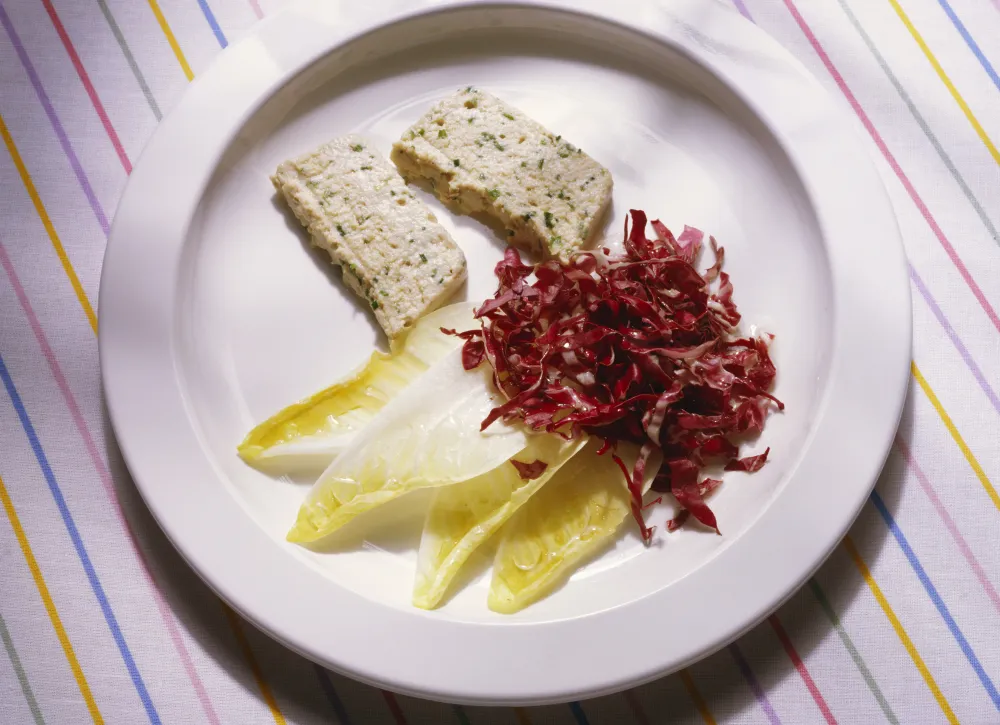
221 604 287 725
887 0 1000 167
912 363 999 510
843 535 958 724
0 114 97 334
679 669 716 725
0 474 103 724
513 707 533 725
147 0 194 81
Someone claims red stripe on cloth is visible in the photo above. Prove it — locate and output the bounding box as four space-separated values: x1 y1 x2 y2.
40 0 132 174
769 616 837 724
896 439 1000 614
782 0 1000 335
381 691 408 725
0 238 221 724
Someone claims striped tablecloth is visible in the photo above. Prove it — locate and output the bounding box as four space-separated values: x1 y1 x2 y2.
2 0 999 723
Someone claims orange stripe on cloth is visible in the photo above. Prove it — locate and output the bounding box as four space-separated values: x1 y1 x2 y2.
679 669 716 725
220 604 286 725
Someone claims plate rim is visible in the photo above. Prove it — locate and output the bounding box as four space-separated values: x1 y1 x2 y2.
99 0 911 705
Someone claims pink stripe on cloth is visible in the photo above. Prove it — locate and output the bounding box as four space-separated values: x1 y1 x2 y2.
249 0 264 19
382 691 409 725
896 440 1000 615
738 2 999 416
781 0 1000 335
0 240 221 725
769 616 837 724
40 0 132 174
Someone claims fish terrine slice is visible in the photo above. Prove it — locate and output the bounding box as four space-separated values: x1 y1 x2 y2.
271 135 466 339
391 87 613 261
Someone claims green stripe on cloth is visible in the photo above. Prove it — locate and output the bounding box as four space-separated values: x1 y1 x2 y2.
834 0 999 246
808 580 898 725
0 611 45 725
96 0 162 120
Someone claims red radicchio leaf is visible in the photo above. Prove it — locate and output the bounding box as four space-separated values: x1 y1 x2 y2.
676 225 704 263
510 460 549 480
445 210 781 539
699 478 724 497
642 496 664 510
666 510 689 533
724 448 770 472
611 451 654 543
699 436 739 459
461 339 486 370
670 460 720 534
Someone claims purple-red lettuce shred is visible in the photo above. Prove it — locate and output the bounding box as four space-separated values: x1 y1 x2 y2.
449 210 782 541
510 460 549 480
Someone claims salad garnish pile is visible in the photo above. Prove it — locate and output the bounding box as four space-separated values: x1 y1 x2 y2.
451 210 782 540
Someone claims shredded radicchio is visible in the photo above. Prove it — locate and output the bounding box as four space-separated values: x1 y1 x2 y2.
449 210 782 542
510 459 549 480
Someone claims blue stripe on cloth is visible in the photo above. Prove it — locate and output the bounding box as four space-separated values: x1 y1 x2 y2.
196 0 227 48
314 665 352 725
569 701 590 725
934 0 1000 92
870 491 1000 710
0 354 162 724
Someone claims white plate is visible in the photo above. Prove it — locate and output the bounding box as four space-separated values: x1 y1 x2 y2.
99 0 911 706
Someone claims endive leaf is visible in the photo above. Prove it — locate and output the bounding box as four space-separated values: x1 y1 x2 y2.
413 433 588 609
287 347 527 543
489 442 658 613
238 302 475 469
